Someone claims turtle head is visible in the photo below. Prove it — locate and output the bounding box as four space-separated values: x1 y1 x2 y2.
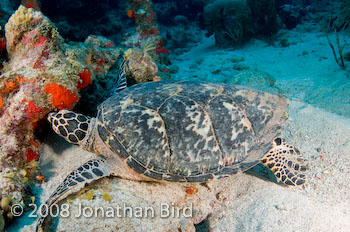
48 110 91 145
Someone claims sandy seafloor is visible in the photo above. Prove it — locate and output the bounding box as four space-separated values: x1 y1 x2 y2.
8 23 350 231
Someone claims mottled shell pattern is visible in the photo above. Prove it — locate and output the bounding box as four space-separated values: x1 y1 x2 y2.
96 80 288 182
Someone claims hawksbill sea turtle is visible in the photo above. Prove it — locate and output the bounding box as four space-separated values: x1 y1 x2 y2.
35 70 307 231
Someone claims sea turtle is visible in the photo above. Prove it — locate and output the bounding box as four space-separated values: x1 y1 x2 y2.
35 78 307 231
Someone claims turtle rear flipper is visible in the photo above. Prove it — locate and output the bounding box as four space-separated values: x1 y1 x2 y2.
35 159 112 232
261 138 308 186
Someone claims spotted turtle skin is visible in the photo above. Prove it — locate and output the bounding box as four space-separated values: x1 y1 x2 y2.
96 80 288 182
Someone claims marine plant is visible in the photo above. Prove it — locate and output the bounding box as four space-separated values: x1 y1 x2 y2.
326 30 346 70
326 0 350 70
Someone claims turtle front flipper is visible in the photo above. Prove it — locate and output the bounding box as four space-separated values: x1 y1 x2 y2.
35 159 112 232
261 138 308 186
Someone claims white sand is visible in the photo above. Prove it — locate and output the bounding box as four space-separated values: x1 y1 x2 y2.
173 23 350 117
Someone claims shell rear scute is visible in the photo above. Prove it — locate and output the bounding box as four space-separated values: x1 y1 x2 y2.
229 88 289 160
245 95 274 133
233 88 287 138
205 95 256 164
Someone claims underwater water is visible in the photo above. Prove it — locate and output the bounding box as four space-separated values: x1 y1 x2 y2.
1 0 350 231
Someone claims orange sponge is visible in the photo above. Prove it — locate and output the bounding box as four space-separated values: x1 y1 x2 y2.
45 84 79 109
77 67 91 89
0 96 3 109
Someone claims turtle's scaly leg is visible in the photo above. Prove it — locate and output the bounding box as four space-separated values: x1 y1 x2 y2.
260 138 308 186
35 159 112 232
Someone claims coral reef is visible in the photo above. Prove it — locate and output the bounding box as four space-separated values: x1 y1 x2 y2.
203 0 254 47
123 0 167 82
21 0 41 11
124 47 159 84
74 35 122 116
83 35 122 77
0 6 121 228
0 7 71 214
125 0 163 52
0 27 6 74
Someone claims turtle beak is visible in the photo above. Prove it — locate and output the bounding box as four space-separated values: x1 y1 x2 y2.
47 112 57 123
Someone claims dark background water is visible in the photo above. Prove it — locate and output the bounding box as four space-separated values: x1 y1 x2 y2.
0 0 342 46
1 0 349 118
